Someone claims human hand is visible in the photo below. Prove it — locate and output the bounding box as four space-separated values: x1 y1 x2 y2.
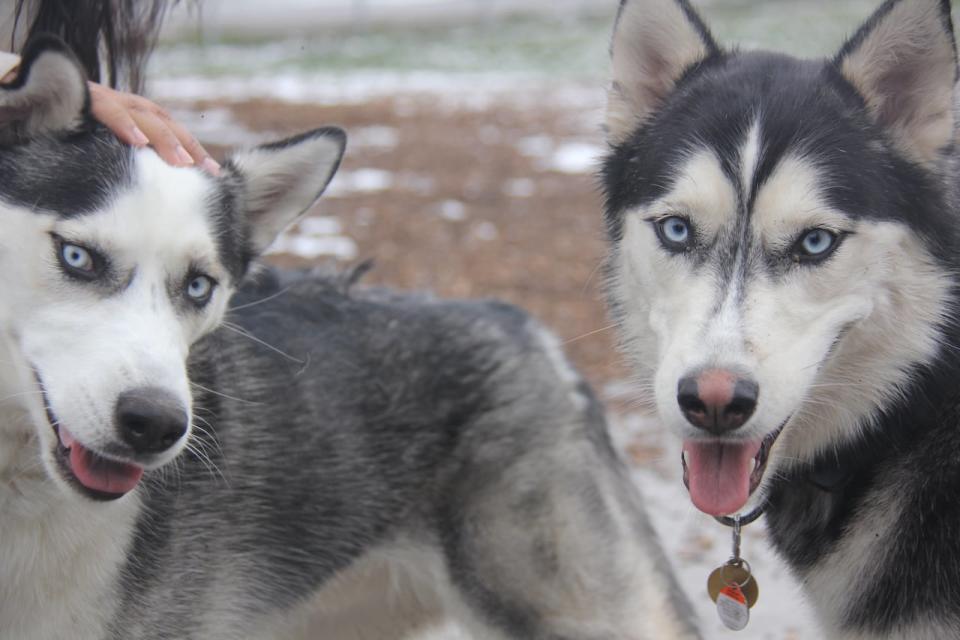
88 81 221 175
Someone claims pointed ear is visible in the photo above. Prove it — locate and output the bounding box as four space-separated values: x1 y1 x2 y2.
228 127 346 256
835 0 957 165
606 0 719 144
0 35 89 145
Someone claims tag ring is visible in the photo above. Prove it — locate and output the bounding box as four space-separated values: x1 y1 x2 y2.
720 559 753 589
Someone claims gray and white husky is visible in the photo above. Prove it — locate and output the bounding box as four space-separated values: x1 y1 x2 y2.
603 0 960 637
0 36 698 640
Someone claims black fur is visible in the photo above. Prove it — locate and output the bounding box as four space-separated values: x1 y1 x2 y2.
602 51 955 260
603 0 960 635
0 127 132 215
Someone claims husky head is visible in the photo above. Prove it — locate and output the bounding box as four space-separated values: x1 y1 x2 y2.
0 37 345 501
603 0 958 516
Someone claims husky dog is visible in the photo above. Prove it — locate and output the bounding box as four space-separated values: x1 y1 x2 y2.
0 37 698 640
602 0 960 637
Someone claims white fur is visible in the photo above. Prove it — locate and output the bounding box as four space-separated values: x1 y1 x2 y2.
0 152 223 640
0 467 140 640
0 151 229 495
612 136 951 501
0 138 343 639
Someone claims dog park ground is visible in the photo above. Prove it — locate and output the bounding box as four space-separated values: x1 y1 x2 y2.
149 3 884 635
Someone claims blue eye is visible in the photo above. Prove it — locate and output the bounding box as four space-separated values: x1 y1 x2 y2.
56 239 104 280
62 243 93 271
185 275 215 306
656 216 693 250
797 228 838 259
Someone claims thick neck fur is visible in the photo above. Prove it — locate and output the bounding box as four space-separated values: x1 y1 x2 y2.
765 313 960 637
0 337 138 640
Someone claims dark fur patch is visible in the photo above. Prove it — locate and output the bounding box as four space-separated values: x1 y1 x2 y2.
603 51 954 258
0 127 132 215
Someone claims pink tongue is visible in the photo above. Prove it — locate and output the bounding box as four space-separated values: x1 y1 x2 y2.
684 439 762 516
69 441 144 496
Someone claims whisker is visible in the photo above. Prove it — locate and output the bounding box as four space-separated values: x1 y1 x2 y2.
227 286 292 312
0 389 44 404
221 322 305 365
563 324 617 346
190 381 263 406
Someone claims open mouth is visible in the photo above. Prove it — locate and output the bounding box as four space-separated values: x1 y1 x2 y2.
36 373 144 501
681 422 786 517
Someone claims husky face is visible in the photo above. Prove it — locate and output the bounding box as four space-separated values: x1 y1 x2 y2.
0 37 345 501
603 0 958 516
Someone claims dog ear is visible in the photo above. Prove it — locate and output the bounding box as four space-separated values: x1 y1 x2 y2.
835 0 957 165
0 35 89 144
606 0 719 145
228 127 347 256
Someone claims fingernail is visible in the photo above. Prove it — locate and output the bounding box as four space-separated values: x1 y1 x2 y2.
201 156 221 176
131 126 149 146
175 145 194 166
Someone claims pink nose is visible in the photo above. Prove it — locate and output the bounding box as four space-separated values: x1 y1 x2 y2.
677 369 758 434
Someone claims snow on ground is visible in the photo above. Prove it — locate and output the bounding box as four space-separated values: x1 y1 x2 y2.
266 216 359 261
515 135 605 175
151 71 604 115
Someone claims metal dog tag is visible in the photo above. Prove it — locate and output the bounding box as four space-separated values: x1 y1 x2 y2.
706 513 760 630
716 583 750 630
707 561 759 608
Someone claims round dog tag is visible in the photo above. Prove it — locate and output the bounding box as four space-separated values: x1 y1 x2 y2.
707 563 759 608
716 584 750 630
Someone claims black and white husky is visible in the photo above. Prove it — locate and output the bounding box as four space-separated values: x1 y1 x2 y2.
0 37 699 640
603 0 960 637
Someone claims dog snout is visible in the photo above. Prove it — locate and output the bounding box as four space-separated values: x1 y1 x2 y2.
116 387 188 455
677 369 758 434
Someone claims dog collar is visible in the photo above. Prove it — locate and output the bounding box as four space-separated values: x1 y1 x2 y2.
714 503 765 528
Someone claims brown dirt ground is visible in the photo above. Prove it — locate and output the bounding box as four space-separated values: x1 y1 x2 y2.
192 95 628 389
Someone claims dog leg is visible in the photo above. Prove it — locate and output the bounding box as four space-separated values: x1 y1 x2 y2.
437 415 699 639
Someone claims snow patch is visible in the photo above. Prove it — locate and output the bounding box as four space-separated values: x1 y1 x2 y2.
503 177 536 198
516 134 554 159
470 221 498 241
168 106 272 147
548 141 603 174
298 216 342 236
438 199 467 221
266 216 358 260
351 125 401 149
150 71 603 112
326 168 395 196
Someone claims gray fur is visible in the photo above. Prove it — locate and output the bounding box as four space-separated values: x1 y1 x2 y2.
0 36 698 640
97 272 697 639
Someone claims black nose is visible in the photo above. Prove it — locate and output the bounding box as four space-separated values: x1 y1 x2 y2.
116 387 188 454
677 369 758 435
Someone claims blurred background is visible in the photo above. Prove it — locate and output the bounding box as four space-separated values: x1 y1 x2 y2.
149 2 884 637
